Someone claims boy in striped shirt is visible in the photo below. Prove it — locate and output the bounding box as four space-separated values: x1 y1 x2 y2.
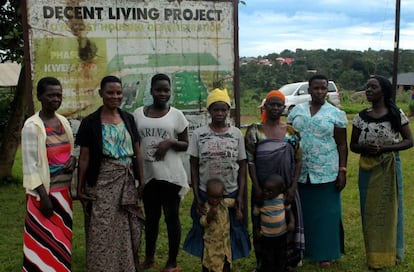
253 173 295 272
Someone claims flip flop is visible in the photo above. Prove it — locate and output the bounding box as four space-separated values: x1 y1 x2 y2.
140 260 155 270
319 261 331 268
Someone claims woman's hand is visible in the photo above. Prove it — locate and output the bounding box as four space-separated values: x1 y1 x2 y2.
365 143 382 156
235 206 243 221
137 181 145 199
236 196 244 213
286 185 297 203
77 189 96 216
35 185 53 217
195 198 206 216
153 140 173 161
336 171 347 191
253 186 264 204
39 195 54 218
63 156 77 173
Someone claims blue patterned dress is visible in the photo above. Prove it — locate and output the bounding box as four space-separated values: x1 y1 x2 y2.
287 101 347 262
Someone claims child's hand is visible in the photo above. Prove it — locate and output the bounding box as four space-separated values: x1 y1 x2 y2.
209 206 218 214
287 221 295 232
286 206 295 232
206 206 218 222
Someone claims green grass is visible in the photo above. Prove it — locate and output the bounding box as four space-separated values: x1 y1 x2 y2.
2 119 414 271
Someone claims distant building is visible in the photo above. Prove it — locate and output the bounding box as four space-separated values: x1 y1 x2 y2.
258 58 273 66
394 72 414 86
239 57 274 66
389 72 414 93
276 57 294 65
239 57 257 65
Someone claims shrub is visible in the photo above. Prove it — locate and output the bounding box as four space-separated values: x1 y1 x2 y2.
409 100 414 117
0 90 13 141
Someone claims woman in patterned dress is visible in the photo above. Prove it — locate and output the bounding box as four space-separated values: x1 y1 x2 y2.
22 77 76 271
245 90 304 271
350 75 413 270
76 75 145 272
287 74 348 267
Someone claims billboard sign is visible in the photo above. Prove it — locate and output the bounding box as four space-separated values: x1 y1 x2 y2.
23 0 239 130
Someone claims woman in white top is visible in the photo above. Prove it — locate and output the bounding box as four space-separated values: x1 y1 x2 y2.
133 73 189 272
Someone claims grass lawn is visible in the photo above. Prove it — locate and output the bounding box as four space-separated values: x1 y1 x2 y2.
2 118 414 271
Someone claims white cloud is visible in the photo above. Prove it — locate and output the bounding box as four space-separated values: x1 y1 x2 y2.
238 1 414 57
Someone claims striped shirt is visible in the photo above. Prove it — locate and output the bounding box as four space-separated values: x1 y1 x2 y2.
21 112 74 199
253 194 288 237
45 124 72 187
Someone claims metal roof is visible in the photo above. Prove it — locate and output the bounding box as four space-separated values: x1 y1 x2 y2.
395 72 414 86
0 62 21 87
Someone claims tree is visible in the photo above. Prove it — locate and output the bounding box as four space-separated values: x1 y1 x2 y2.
338 69 365 90
0 0 27 181
0 0 23 62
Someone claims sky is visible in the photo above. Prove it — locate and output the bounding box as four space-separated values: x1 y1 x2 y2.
238 0 414 57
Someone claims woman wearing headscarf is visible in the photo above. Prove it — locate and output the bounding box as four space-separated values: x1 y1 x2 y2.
245 90 304 271
22 77 76 271
184 88 251 265
350 75 413 270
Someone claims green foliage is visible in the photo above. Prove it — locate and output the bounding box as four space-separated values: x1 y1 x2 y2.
340 91 368 114
0 0 23 63
409 100 414 117
240 49 414 93
338 69 365 90
240 88 263 116
0 90 13 142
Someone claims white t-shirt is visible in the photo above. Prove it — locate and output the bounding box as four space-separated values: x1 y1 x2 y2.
187 125 247 195
133 106 189 196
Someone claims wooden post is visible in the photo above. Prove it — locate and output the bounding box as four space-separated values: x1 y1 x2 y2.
392 0 401 102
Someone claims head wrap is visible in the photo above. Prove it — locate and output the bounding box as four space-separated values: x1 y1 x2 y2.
261 90 285 123
206 88 231 109
266 90 285 102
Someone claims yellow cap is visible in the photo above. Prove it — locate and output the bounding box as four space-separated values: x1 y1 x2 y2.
206 88 231 109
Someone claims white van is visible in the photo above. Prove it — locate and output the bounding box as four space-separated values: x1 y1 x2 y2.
279 81 341 115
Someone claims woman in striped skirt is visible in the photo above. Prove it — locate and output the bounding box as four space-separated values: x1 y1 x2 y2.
21 77 76 271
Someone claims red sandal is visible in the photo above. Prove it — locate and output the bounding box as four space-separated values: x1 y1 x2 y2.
319 261 331 268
